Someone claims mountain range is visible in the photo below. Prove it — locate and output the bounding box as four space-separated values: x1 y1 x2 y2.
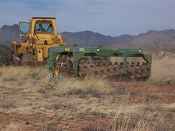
1 24 175 52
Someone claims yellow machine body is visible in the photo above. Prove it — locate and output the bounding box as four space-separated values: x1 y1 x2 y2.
11 17 64 63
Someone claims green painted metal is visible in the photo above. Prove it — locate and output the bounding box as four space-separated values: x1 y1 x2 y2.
47 45 152 78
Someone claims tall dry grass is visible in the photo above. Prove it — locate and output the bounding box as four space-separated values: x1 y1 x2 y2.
149 53 175 84
0 56 175 131
2 108 173 131
84 109 173 131
0 66 113 97
0 66 48 83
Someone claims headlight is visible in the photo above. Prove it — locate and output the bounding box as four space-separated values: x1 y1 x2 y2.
97 49 100 52
138 49 142 53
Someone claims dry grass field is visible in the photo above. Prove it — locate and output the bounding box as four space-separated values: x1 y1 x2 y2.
0 53 175 131
150 52 175 84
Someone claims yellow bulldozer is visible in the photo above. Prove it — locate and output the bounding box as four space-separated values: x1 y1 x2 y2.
11 17 152 81
11 17 64 64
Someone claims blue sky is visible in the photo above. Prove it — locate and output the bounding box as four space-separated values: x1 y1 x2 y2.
0 0 175 35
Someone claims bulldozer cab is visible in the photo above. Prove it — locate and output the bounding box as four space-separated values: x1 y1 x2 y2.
31 17 57 34
19 21 30 40
19 17 57 33
19 22 29 34
18 17 61 45
31 17 59 45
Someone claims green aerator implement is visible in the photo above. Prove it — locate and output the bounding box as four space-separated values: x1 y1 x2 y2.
48 46 152 81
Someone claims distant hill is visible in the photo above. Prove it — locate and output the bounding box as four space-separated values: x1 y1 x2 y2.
1 24 175 52
62 31 113 47
127 30 175 52
62 31 134 48
62 30 175 52
0 24 19 45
